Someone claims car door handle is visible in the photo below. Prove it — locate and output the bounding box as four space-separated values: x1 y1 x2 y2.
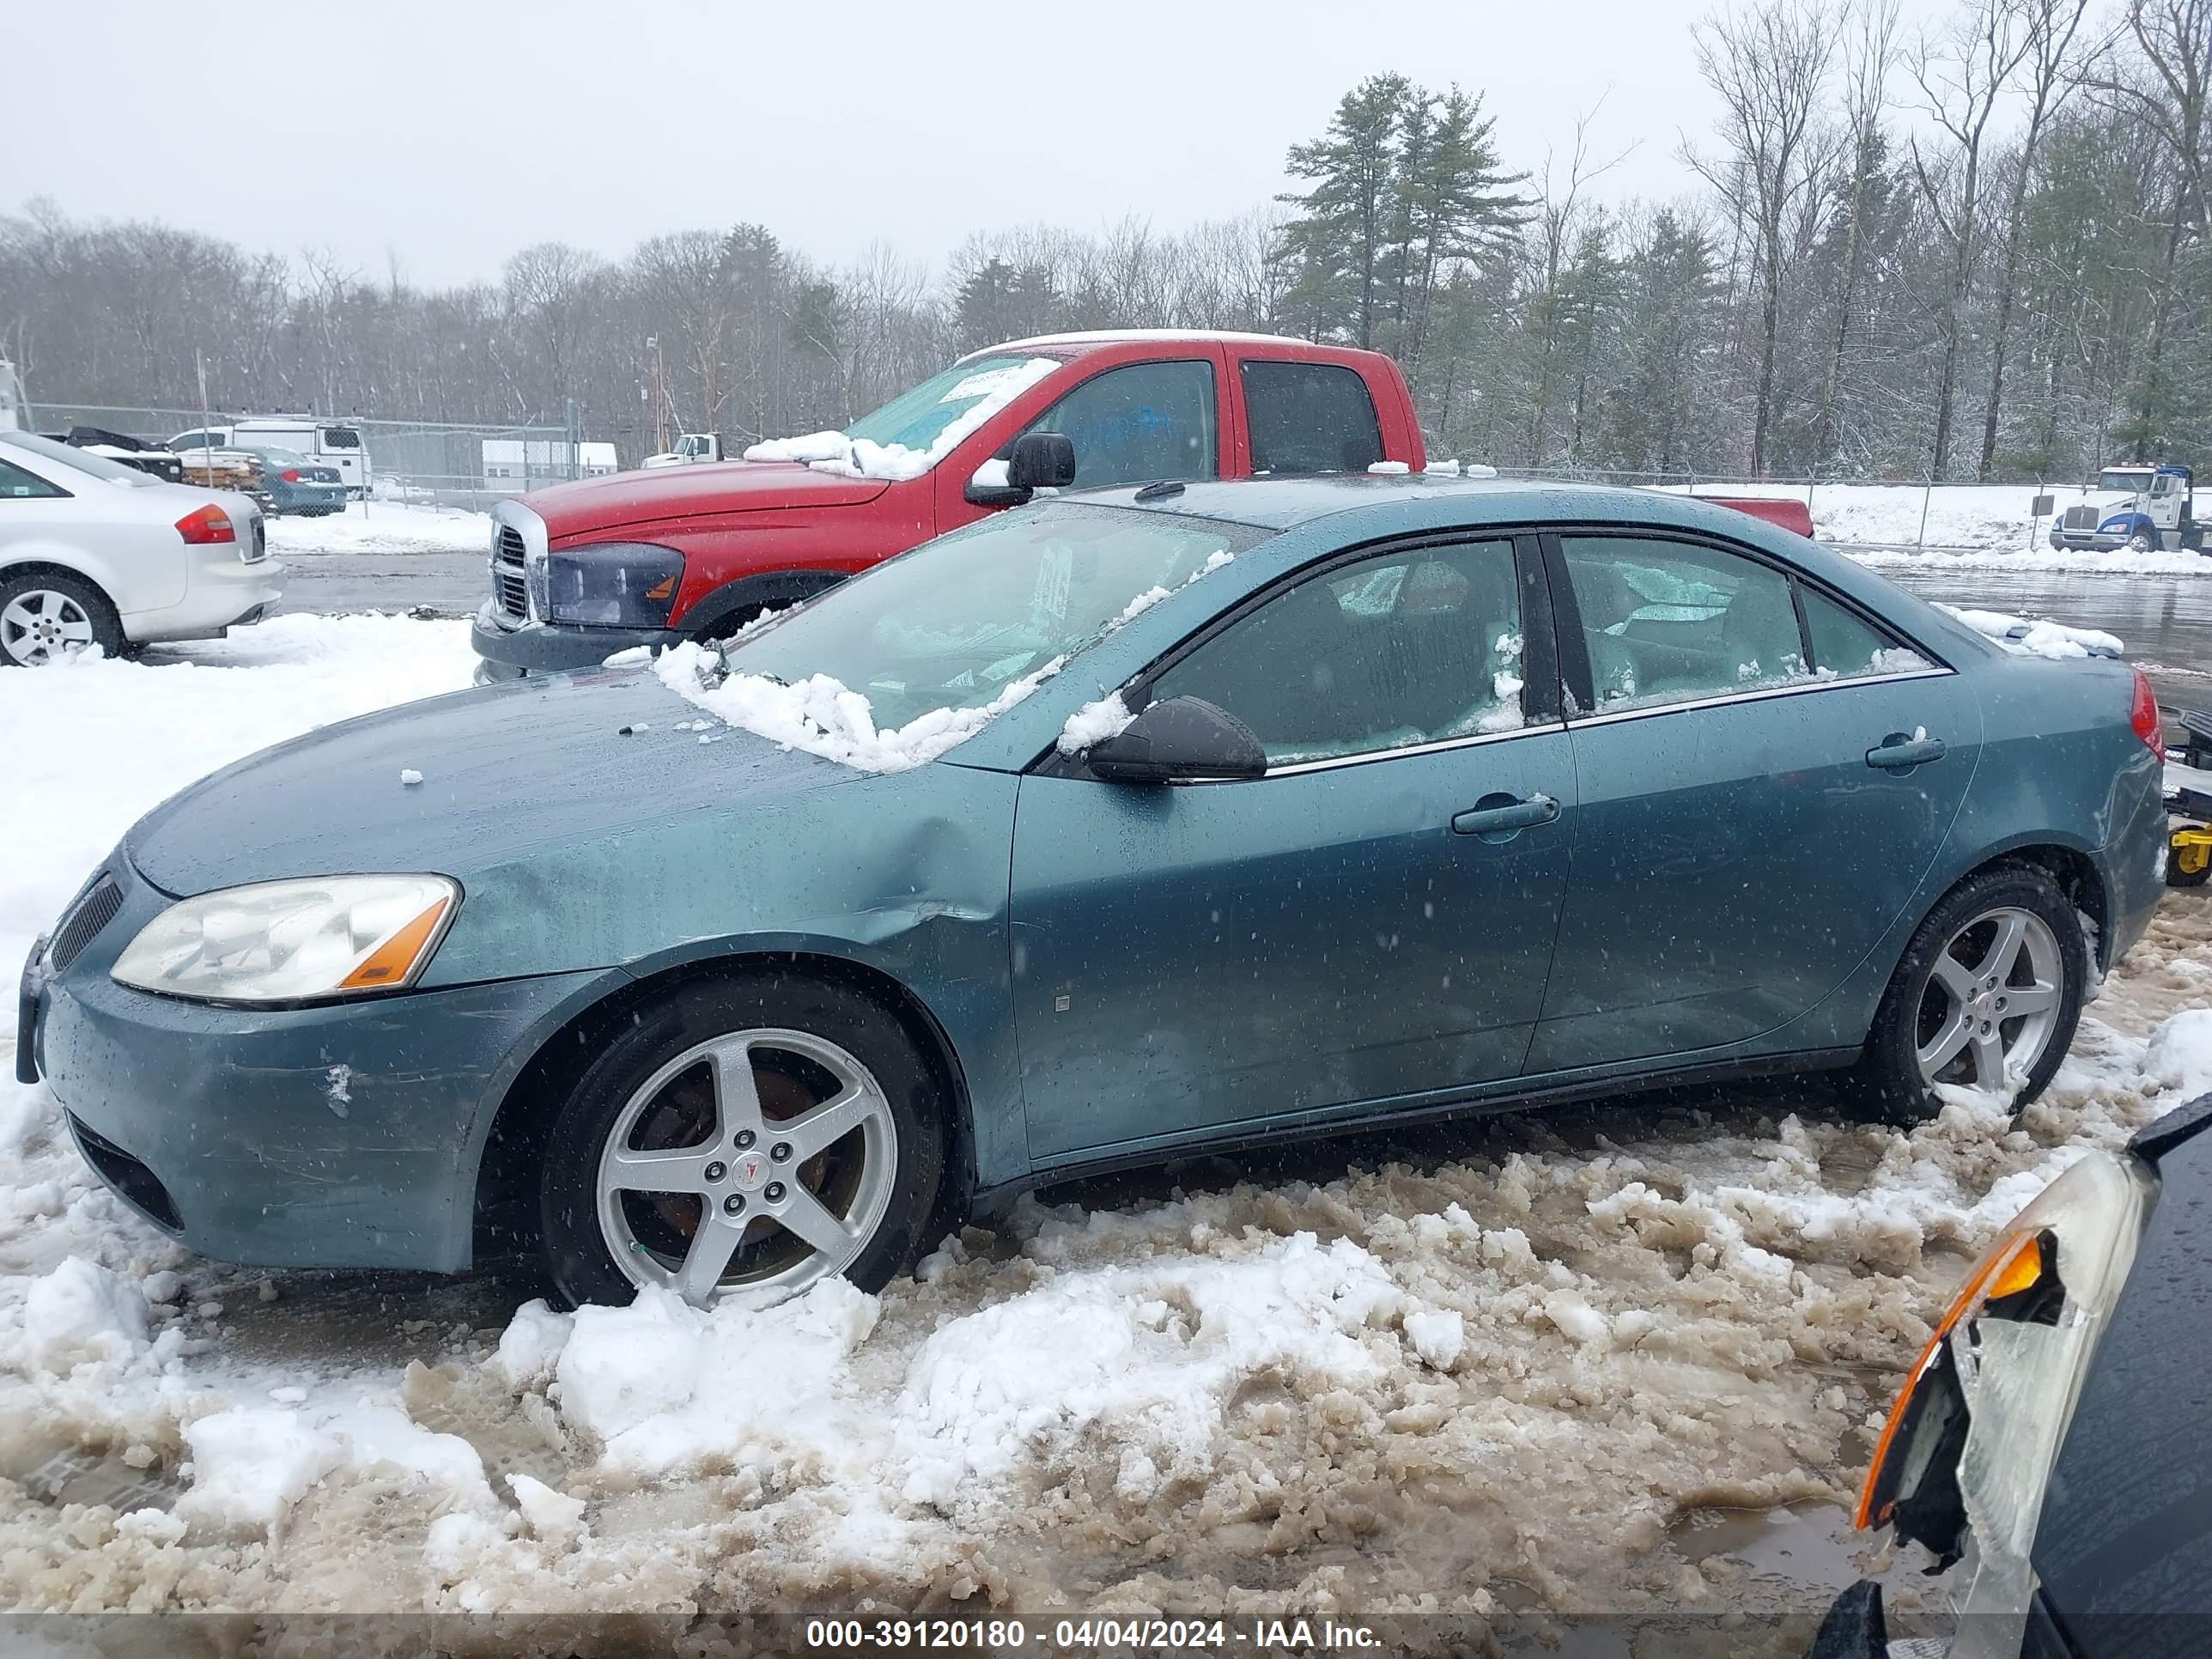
1451 794 1559 836
1866 733 1947 770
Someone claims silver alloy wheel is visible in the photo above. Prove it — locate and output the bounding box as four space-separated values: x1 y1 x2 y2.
1914 905 2065 1094
595 1026 898 1307
1 589 98 665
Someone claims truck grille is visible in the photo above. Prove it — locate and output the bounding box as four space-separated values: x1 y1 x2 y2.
2063 504 2100 529
492 526 529 619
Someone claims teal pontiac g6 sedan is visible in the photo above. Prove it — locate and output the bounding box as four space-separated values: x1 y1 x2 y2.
18 477 2170 1308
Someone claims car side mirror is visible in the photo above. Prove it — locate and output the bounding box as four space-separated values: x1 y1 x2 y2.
1008 430 1077 490
1086 696 1267 784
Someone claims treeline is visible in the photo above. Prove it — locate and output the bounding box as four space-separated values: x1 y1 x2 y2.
2 0 2203 481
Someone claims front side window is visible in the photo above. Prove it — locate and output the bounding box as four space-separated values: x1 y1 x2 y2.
1024 360 1217 490
0 456 65 499
725 501 1267 733
1242 360 1384 476
1150 538 1527 766
1802 587 1932 680
1560 535 1808 711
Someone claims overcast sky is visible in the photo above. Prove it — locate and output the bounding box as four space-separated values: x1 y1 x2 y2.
21 0 1961 289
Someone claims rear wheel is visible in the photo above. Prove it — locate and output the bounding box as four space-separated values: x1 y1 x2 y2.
1849 864 2087 1125
538 975 945 1309
0 570 125 666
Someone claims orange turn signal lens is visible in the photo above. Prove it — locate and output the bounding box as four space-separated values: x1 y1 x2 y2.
1856 1228 2051 1529
337 896 452 991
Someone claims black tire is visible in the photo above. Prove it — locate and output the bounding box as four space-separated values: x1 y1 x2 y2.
538 974 945 1310
0 568 127 667
2169 842 2211 888
1848 862 2088 1126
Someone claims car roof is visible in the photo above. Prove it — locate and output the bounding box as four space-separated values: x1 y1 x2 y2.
1061 472 1650 531
976 327 1311 356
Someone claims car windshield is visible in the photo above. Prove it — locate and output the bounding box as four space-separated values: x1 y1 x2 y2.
2096 469 2150 491
723 501 1268 732
0 427 157 485
840 356 1060 453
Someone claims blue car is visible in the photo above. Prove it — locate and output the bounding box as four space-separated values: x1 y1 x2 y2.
17 477 2170 1309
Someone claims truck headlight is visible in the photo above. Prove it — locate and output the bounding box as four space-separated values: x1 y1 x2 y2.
529 544 685 628
111 875 459 1004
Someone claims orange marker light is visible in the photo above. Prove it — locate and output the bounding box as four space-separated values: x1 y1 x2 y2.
337 896 451 991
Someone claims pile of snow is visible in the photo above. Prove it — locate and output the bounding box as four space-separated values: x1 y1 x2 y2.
1935 603 2125 660
0 613 474 1038
655 641 1067 775
264 500 491 557
744 358 1060 483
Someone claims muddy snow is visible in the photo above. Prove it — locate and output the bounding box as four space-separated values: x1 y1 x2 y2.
3 614 2209 1650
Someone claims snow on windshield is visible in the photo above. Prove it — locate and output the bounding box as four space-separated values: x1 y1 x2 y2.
1936 603 2124 660
742 356 1060 483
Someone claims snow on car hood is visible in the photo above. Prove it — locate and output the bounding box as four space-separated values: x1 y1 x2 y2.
124 667 858 896
743 357 1060 482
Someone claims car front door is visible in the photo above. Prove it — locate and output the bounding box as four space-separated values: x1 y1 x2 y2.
1527 528 1982 1074
1008 532 1577 1162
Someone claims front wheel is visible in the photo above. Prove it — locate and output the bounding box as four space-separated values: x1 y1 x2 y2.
2130 531 2156 554
538 975 945 1309
1848 863 2087 1124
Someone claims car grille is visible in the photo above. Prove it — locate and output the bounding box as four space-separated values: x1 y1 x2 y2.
2063 504 2100 529
49 873 122 972
492 525 529 620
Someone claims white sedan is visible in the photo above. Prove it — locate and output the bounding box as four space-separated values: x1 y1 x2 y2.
0 429 285 666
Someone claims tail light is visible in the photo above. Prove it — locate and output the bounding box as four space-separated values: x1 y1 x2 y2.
280 469 302 483
2130 667 2163 754
174 504 236 545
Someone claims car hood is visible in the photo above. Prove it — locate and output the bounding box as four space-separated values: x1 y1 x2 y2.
125 665 862 896
526 459 891 541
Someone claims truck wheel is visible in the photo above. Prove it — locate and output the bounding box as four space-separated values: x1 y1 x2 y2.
1846 863 2086 1126
2130 530 2155 554
537 974 945 1310
2170 842 2212 888
0 570 127 667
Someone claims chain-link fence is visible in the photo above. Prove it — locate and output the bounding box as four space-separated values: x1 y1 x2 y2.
25 403 595 511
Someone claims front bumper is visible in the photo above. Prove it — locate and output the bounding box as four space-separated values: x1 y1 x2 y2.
21 858 605 1273
469 602 675 681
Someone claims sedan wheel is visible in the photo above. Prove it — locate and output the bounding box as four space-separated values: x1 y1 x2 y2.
538 975 945 1309
0 574 124 667
1851 863 2087 1124
1912 907 2063 1092
596 1028 899 1304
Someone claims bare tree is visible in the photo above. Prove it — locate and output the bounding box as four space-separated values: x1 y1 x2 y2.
1817 0 1901 467
1686 0 1837 475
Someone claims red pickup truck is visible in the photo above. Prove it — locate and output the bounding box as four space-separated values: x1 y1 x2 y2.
471 330 1817 678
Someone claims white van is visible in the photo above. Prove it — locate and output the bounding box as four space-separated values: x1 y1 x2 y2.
169 417 370 496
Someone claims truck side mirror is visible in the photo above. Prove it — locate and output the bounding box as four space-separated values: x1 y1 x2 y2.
1008 431 1077 490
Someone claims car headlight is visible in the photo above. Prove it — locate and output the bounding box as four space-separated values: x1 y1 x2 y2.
1858 1150 2152 1635
526 544 684 628
110 875 459 1004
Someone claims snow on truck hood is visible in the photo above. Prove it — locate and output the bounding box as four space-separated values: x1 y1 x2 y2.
522 459 890 540
124 668 856 896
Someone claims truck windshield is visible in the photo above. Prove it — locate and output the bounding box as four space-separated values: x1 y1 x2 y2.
840 356 1060 455
2097 469 2151 491
723 501 1268 732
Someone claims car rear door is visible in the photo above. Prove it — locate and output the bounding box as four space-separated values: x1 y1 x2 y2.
1528 526 1981 1074
1008 532 1575 1161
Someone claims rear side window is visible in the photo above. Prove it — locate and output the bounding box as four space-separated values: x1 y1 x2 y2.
1560 535 1808 711
0 457 66 498
321 427 362 450
1241 360 1383 476
1802 587 1931 679
1025 360 1217 489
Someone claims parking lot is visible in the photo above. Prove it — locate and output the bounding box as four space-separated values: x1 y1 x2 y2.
1 503 2208 1646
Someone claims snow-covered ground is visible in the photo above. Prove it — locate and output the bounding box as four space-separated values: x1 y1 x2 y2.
264 501 491 558
1658 481 2212 574
2 614 2210 1641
